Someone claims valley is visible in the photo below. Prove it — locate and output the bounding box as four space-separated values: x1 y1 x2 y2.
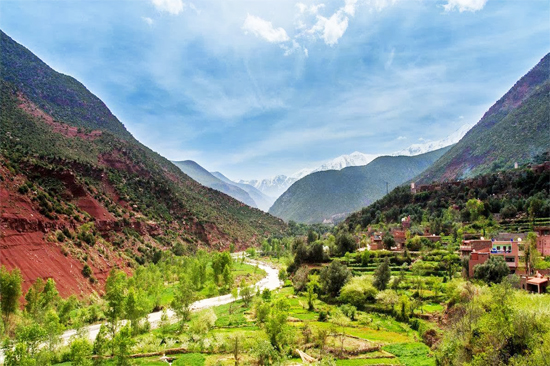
1 3 550 366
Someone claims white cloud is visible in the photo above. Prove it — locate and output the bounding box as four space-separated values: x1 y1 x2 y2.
444 0 488 12
189 3 201 15
397 135 407 140
142 16 154 26
309 10 349 46
296 3 325 14
344 0 358 16
151 0 185 15
281 40 302 56
367 0 398 12
242 14 290 43
302 0 358 46
304 48 309 57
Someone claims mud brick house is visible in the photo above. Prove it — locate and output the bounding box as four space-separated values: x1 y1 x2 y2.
535 227 550 256
521 271 550 294
461 238 523 278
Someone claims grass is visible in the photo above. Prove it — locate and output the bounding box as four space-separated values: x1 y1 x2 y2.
383 342 435 366
335 358 399 365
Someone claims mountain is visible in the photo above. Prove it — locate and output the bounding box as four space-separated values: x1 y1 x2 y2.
172 160 257 208
392 123 474 156
241 123 473 200
239 175 299 199
415 53 550 184
211 172 275 212
269 147 451 224
0 30 286 297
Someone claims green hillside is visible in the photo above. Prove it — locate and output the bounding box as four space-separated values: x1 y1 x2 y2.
172 160 257 208
269 147 451 224
416 52 550 184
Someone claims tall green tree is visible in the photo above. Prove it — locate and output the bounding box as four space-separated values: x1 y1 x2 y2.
0 266 22 327
473 256 510 284
373 257 391 291
319 261 351 297
170 275 196 326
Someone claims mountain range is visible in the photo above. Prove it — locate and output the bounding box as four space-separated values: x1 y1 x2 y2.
171 160 275 211
269 147 451 224
239 123 474 199
0 30 285 296
416 52 550 184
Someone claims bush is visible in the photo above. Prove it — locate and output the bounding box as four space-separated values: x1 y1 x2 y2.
81 264 92 278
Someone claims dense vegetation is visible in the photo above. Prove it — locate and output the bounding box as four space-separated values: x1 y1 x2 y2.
416 52 550 184
1 251 265 365
270 147 451 224
345 167 550 234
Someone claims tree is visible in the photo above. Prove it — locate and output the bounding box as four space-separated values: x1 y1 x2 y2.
383 233 395 250
524 232 541 275
70 337 93 366
330 310 349 357
306 281 318 311
171 275 196 326
227 333 245 366
373 257 391 291
239 283 254 307
125 287 148 335
376 290 399 312
93 324 110 363
0 266 22 327
339 276 378 307
189 309 217 348
264 299 290 350
319 261 351 297
223 264 234 289
112 325 134 366
473 256 509 284
336 232 357 256
44 309 64 352
104 269 127 338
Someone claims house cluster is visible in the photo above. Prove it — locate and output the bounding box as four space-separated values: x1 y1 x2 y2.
460 227 550 294
367 215 441 251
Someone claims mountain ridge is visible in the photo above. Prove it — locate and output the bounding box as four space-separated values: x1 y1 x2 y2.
415 52 550 183
269 147 451 224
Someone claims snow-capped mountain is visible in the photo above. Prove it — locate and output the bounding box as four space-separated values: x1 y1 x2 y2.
239 123 475 200
392 123 474 156
239 175 299 199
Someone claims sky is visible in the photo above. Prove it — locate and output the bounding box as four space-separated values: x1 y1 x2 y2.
1 0 548 180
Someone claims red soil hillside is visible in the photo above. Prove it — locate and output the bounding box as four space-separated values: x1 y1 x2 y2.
0 30 286 298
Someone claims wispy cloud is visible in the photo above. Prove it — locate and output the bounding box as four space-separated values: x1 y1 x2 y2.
444 0 488 13
397 136 407 140
242 14 290 43
151 0 185 15
141 16 154 26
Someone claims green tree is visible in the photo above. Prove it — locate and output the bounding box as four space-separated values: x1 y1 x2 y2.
171 275 196 326
223 264 234 289
382 233 395 250
70 337 93 366
112 324 134 366
336 232 357 256
264 299 290 350
93 324 110 363
44 309 64 352
373 257 391 291
319 261 351 297
104 269 127 339
0 266 22 327
473 256 510 284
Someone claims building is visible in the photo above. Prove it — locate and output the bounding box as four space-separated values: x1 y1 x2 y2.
534 227 550 256
461 239 523 278
521 271 550 294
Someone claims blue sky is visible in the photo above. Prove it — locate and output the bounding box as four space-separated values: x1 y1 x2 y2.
1 0 548 180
